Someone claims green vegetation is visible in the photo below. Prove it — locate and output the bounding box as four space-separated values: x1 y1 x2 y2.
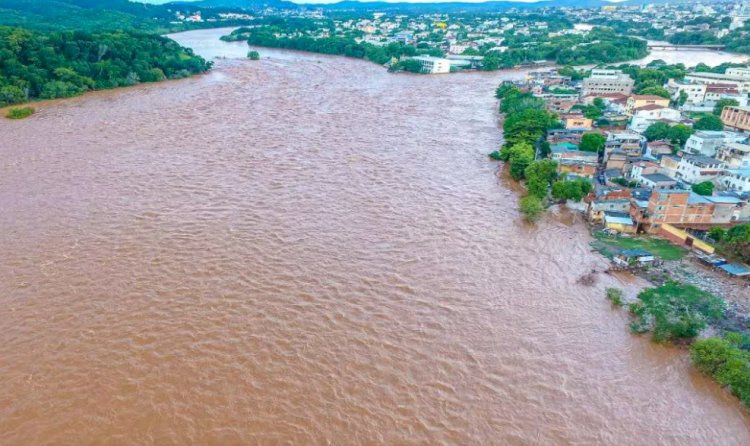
483 28 648 69
0 26 212 106
638 86 671 99
551 178 592 202
628 282 724 343
519 195 544 222
390 59 427 74
605 287 624 307
693 114 724 131
691 181 714 196
716 223 750 263
247 50 260 60
691 335 750 408
501 142 535 181
579 132 605 153
642 122 694 147
5 106 34 119
591 232 686 261
488 150 502 161
714 98 739 117
232 21 429 66
524 159 557 199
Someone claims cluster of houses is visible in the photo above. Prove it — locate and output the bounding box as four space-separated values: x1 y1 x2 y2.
517 65 750 246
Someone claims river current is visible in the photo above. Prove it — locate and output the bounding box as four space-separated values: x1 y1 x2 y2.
1 28 749 445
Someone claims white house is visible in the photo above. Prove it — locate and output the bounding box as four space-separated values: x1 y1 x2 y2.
628 107 682 133
675 155 726 184
720 169 750 192
684 131 729 157
716 142 750 169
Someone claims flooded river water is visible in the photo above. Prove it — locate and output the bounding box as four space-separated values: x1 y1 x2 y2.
1 28 749 445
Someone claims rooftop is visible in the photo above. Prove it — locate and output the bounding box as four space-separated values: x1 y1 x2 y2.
642 173 676 183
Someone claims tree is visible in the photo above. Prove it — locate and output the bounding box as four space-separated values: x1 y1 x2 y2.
551 179 592 202
503 108 558 147
691 181 714 196
677 90 688 106
519 195 544 222
714 98 739 116
638 86 671 99
667 124 695 147
247 50 260 60
708 227 727 242
644 122 671 141
503 142 535 180
525 160 558 198
693 114 724 131
719 223 750 262
579 133 606 153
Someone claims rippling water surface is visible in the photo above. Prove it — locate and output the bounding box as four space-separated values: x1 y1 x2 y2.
1 28 749 445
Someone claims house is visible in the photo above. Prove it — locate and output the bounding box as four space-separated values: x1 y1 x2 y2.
624 95 671 116
550 144 598 163
720 169 750 192
640 173 678 190
647 140 674 158
629 160 662 183
674 155 725 184
628 106 682 133
588 199 631 223
558 159 597 178
605 130 646 157
605 149 628 171
604 212 637 234
564 116 593 130
613 249 655 266
717 142 750 169
659 155 681 177
684 131 727 157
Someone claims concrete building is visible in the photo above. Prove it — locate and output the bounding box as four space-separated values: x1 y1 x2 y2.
582 69 635 97
675 155 725 184
721 169 750 192
721 106 750 132
666 79 706 105
408 56 451 74
684 72 750 95
716 142 750 169
684 131 729 157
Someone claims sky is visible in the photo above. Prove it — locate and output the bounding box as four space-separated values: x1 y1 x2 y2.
137 0 549 4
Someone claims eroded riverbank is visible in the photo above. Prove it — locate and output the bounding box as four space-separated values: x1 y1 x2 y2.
1 28 749 444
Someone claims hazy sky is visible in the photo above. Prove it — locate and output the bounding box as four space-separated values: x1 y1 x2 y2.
137 0 549 4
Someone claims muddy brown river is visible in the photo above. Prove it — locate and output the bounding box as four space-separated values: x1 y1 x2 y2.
1 28 749 445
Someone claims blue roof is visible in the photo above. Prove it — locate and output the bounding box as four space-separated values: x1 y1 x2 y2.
719 263 750 276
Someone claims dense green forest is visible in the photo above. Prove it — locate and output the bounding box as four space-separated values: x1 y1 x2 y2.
0 0 175 32
0 27 212 107
482 28 648 69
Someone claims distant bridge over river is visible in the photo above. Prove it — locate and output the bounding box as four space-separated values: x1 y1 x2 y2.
647 43 727 51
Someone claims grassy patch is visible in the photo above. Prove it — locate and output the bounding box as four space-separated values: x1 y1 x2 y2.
5 106 34 119
605 287 624 307
591 232 686 261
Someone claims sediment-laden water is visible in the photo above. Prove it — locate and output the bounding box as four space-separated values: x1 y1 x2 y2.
1 28 749 445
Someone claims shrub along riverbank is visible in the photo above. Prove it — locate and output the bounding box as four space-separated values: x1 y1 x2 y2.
609 281 750 410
